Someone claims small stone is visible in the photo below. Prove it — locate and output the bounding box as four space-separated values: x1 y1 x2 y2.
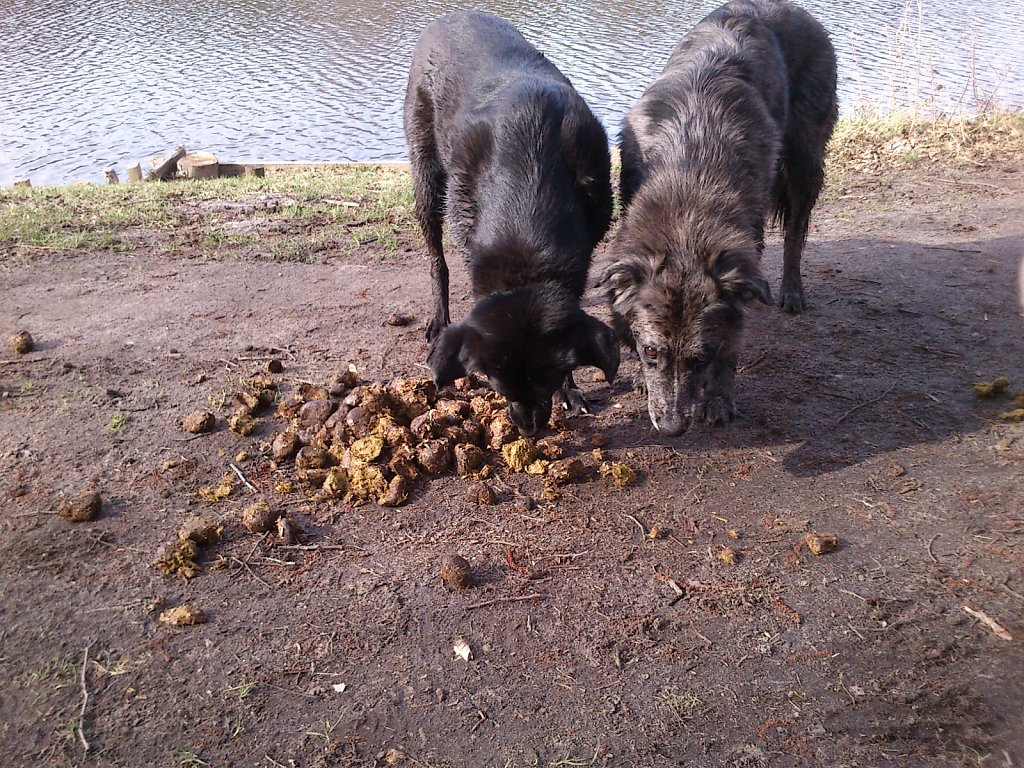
465 481 497 505
228 411 256 436
804 532 838 555
271 431 301 461
232 390 260 414
454 443 485 475
276 516 297 545
154 538 201 578
298 382 331 402
159 604 206 626
378 475 409 507
295 446 332 469
176 515 222 545
547 457 588 485
973 376 1010 398
8 330 34 354
487 411 518 450
267 358 284 373
501 438 536 472
416 439 451 474
182 410 215 434
599 461 636 488
322 467 349 497
58 490 102 522
439 554 474 589
385 313 413 327
241 500 281 533
298 399 336 428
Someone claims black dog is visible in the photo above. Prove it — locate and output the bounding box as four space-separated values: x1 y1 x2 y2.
603 0 837 435
404 10 619 435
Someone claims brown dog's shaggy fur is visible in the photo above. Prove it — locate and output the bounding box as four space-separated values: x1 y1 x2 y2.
603 0 837 435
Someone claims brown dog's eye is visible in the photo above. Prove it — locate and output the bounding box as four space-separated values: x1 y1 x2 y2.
642 346 658 362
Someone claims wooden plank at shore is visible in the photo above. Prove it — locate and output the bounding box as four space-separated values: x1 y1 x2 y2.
216 150 620 177
218 160 412 177
146 145 186 181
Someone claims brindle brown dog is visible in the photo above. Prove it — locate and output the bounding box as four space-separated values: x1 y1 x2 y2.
404 11 618 436
603 0 837 436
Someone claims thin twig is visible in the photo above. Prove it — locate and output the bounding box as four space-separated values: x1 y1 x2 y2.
275 544 349 552
926 534 939 563
231 556 272 589
623 513 647 537
465 593 542 611
77 640 95 752
229 462 259 493
0 357 49 366
835 380 900 425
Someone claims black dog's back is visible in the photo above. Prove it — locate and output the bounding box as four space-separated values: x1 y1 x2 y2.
406 11 612 302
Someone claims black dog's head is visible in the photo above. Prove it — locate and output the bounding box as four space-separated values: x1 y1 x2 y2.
428 284 619 436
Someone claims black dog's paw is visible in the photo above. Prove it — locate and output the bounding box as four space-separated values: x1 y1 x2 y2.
699 395 734 426
425 316 447 343
554 385 591 415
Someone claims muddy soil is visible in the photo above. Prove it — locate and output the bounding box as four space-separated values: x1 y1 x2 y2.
1 156 1023 767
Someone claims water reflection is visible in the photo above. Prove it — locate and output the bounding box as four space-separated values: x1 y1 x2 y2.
0 0 1021 185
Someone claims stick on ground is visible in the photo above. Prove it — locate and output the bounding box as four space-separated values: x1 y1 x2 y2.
78 640 95 752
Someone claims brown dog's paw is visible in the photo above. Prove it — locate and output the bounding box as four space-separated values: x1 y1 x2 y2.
779 285 807 313
699 395 734 426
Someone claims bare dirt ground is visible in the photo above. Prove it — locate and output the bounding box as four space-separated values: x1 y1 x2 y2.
2 145 1023 768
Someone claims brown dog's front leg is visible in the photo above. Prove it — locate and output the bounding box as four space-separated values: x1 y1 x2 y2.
699 355 737 426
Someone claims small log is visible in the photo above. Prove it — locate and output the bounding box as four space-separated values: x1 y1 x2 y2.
13 178 31 188
178 151 219 180
147 145 186 181
244 165 265 178
126 163 143 182
103 167 119 184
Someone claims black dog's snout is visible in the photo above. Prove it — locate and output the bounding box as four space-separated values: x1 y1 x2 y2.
508 399 552 438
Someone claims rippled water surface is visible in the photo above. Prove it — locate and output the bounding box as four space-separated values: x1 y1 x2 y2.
1 0 1022 185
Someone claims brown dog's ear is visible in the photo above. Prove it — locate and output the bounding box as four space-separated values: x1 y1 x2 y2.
712 251 773 306
600 256 654 314
571 314 621 383
427 325 479 386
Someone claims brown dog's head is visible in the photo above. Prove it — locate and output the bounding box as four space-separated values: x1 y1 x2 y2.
603 245 771 436
428 284 619 436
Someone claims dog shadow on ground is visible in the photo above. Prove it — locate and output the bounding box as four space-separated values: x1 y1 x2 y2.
586 235 1024 478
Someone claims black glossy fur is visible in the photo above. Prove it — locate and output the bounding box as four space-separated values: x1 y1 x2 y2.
404 11 619 435
603 0 837 435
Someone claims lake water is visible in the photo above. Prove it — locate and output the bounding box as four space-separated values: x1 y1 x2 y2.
1 0 1021 186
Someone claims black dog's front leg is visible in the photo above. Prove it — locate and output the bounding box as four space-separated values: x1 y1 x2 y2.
426 250 450 342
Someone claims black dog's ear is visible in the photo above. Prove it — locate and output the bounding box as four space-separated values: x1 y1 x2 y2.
427 324 484 386
571 314 621 383
712 251 772 306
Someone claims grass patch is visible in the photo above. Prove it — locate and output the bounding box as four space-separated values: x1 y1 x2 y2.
2 114 1021 261
827 109 1024 178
